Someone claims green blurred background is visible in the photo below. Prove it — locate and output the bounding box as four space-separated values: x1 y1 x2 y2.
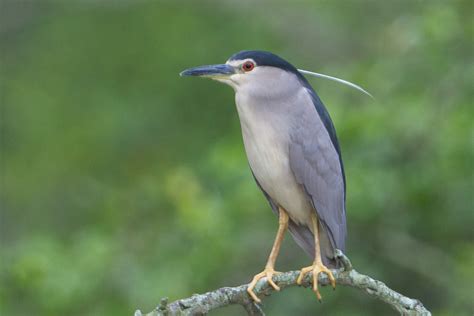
1 0 473 315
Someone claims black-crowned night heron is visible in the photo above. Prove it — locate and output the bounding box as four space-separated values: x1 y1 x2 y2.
180 50 371 303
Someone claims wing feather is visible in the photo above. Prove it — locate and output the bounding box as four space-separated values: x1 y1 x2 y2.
288 88 347 252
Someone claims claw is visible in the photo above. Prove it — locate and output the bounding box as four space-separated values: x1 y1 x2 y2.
247 268 280 303
297 262 336 300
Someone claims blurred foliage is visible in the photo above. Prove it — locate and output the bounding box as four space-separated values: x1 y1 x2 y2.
1 0 473 315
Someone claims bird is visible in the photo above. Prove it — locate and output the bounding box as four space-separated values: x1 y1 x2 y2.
180 50 369 303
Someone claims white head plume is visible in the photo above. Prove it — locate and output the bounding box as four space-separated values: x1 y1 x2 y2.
298 69 374 99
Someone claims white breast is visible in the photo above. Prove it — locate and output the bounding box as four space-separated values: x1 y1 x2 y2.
235 93 313 225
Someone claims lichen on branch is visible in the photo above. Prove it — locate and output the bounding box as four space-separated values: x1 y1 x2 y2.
135 253 430 316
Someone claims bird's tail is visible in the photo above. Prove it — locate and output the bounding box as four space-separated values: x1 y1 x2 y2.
288 220 339 268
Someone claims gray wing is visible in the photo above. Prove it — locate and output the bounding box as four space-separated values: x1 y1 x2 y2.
288 88 347 253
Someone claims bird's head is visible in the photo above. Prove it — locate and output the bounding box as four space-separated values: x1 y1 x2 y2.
180 50 373 98
180 50 297 93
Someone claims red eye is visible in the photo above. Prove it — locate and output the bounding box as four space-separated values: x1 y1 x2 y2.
242 61 255 72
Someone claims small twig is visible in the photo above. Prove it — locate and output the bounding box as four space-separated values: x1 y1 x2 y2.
137 253 430 316
242 301 265 316
335 249 353 271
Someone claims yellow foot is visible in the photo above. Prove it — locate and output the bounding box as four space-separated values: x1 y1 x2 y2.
247 268 281 303
296 262 336 301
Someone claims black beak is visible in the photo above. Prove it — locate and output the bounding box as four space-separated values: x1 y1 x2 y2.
180 64 235 78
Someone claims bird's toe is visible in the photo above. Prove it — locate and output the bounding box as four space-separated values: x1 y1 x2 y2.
247 268 281 303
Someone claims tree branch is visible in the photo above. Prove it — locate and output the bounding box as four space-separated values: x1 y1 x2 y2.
135 252 431 316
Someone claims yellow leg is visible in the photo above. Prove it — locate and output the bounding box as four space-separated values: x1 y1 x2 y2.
296 213 336 301
247 207 289 303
